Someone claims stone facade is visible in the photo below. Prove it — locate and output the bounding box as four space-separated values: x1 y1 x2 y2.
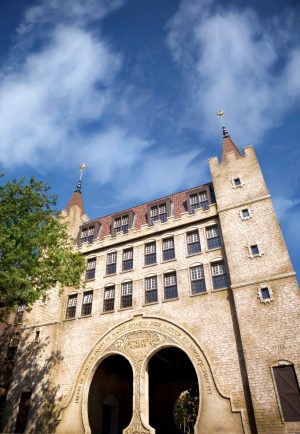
1 136 299 434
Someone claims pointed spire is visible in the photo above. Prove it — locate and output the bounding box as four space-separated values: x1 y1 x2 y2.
64 163 86 215
216 110 242 162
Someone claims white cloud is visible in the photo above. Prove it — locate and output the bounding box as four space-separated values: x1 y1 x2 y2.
0 0 204 202
273 196 300 221
166 0 300 144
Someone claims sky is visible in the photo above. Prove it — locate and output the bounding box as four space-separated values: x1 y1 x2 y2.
0 0 299 278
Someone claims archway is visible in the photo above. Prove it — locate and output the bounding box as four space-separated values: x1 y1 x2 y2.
148 347 199 434
88 354 133 434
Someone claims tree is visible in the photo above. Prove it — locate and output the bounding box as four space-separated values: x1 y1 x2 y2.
0 175 85 313
174 388 199 434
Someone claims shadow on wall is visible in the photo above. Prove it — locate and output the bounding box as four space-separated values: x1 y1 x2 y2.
0 325 63 434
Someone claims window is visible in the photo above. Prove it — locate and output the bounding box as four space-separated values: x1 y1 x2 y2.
164 272 178 300
273 365 300 421
187 230 201 255
250 244 259 255
122 248 133 271
150 203 167 224
112 211 133 235
189 191 209 212
261 287 270 300
7 332 20 361
78 221 101 246
211 262 228 289
106 252 117 275
145 276 158 304
15 304 25 323
81 291 93 316
103 286 115 312
233 177 241 186
85 257 96 280
121 281 133 308
145 242 156 266
80 225 95 244
66 294 77 319
206 225 221 249
190 265 206 294
242 209 250 218
163 237 175 261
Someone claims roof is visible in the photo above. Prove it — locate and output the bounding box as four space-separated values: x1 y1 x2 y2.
65 190 85 215
221 127 242 162
80 183 213 240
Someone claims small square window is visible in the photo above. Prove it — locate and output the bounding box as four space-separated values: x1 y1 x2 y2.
261 287 270 300
234 178 241 186
242 209 249 218
250 245 259 255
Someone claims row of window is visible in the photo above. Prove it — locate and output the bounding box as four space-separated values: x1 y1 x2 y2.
67 261 228 319
85 225 222 280
78 189 212 245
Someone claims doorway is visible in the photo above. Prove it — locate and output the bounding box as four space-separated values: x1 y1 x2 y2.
148 347 199 434
88 355 133 434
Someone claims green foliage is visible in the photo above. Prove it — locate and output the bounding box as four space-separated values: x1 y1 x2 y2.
174 388 199 434
0 175 84 311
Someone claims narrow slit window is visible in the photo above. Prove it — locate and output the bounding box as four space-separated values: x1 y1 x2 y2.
242 208 250 218
233 178 241 186
250 244 260 256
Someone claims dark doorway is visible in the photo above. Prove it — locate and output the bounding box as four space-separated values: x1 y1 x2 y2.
14 391 32 433
88 355 133 434
148 347 199 434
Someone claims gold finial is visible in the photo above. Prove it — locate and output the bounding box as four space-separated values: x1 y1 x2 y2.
216 110 224 118
79 163 87 182
216 110 229 138
76 163 87 192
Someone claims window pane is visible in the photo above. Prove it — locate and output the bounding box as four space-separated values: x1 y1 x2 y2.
105 288 115 299
83 291 93 304
145 290 158 304
123 249 133 260
122 259 133 271
206 226 219 238
213 275 228 289
164 285 178 299
122 282 133 295
107 252 117 264
211 262 226 276
163 238 174 250
121 294 132 308
190 266 204 280
188 242 201 255
145 243 156 254
146 276 157 290
187 231 199 243
163 248 175 261
261 287 270 299
191 279 206 294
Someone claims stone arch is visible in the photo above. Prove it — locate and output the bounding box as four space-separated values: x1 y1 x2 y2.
58 315 245 434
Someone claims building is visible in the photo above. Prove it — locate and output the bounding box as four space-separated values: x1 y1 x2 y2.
1 128 300 434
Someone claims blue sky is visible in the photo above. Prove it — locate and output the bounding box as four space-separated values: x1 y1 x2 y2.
0 0 299 278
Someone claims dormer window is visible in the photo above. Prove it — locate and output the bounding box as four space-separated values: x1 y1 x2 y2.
187 189 210 213
80 226 95 244
150 203 167 224
78 221 101 246
112 212 134 236
148 200 171 225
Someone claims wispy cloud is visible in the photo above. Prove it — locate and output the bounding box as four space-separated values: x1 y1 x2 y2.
166 0 300 144
0 0 203 201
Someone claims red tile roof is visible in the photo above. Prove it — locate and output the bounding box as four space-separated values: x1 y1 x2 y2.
83 183 212 240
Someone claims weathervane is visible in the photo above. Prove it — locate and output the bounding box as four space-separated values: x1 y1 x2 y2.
76 163 87 192
216 109 229 138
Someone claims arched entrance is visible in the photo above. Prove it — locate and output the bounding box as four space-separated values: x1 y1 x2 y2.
88 354 133 434
148 347 199 434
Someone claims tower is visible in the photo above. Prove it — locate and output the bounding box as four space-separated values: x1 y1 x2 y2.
209 127 300 432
